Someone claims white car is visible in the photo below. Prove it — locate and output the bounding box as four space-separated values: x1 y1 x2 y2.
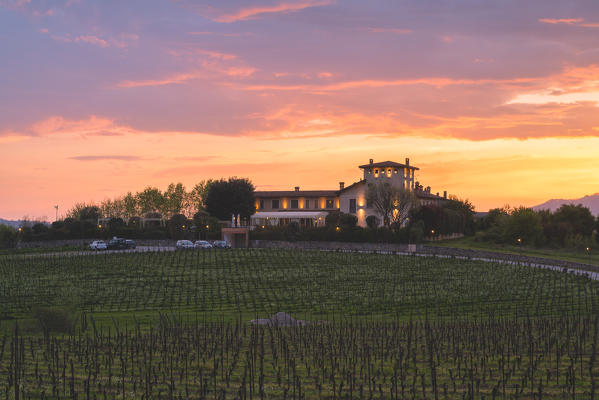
194 240 213 249
90 240 107 250
176 240 195 249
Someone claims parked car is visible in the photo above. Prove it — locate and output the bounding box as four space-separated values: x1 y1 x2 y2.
107 237 135 250
89 240 107 250
212 240 231 249
176 240 195 249
194 240 213 249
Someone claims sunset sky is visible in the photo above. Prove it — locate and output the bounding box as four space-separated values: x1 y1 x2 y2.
2 0 599 220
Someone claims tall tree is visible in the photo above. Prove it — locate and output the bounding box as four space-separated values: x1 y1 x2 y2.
163 183 187 217
205 178 255 220
136 187 164 215
367 182 418 227
189 180 214 214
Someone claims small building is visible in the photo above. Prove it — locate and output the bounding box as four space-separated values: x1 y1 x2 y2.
252 157 448 228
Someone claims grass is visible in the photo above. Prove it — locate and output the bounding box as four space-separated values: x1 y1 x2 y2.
1 249 598 398
431 235 599 266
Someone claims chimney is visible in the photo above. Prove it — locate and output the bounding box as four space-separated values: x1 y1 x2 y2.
436 192 439 196
294 186 300 192
426 186 431 193
369 158 373 164
405 157 410 167
443 190 447 199
339 182 345 190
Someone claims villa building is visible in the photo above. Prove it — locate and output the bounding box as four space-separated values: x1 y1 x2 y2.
251 158 448 228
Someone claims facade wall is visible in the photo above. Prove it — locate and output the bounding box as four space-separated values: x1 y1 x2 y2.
338 182 379 228
255 196 339 212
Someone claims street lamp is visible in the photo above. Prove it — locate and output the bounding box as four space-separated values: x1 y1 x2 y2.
54 205 59 222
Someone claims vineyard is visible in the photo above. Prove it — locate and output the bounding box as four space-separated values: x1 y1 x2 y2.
1 249 598 398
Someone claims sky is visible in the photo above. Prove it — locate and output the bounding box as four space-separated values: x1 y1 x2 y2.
2 0 599 220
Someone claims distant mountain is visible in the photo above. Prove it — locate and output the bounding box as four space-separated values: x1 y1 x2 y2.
0 218 22 228
532 194 599 216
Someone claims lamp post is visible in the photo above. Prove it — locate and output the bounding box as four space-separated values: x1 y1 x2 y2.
54 205 59 222
586 247 591 263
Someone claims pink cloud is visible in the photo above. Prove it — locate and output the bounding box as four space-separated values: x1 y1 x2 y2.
539 17 599 28
116 72 202 88
212 0 333 23
76 35 109 48
367 27 412 34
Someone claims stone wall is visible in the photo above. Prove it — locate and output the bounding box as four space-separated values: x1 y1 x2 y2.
17 239 176 248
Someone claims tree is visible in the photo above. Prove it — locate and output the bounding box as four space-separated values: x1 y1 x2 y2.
67 202 100 221
136 187 164 215
163 183 187 217
189 180 214 214
205 178 255 220
122 192 138 220
367 182 418 227
503 207 545 246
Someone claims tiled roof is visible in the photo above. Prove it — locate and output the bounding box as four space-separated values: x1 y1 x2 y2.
358 161 419 170
254 190 339 198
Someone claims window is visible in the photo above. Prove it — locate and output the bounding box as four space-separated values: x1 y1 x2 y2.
272 199 280 209
291 199 299 209
349 198 356 214
304 199 310 209
259 200 264 210
326 199 334 209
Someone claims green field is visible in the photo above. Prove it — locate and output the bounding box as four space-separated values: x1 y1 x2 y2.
1 249 598 398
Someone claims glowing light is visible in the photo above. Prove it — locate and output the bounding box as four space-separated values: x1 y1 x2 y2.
335 226 341 231
98 224 102 229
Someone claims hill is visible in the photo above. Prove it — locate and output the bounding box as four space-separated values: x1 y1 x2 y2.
532 193 599 216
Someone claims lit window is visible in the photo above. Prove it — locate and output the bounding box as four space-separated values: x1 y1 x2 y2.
326 199 334 209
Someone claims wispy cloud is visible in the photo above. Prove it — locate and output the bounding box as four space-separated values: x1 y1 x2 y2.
539 18 599 28
210 0 334 23
69 155 143 161
44 30 138 48
367 27 412 34
116 72 202 88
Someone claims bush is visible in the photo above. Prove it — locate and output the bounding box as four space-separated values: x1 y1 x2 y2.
0 225 17 248
366 215 379 230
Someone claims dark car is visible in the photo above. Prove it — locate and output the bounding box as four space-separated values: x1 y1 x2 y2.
107 238 135 250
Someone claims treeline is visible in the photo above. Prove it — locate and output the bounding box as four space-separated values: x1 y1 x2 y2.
476 204 599 249
0 178 255 247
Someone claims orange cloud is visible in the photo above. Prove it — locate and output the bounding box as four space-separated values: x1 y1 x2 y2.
213 0 333 23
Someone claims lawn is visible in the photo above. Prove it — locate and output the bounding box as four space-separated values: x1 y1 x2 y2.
431 235 599 266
